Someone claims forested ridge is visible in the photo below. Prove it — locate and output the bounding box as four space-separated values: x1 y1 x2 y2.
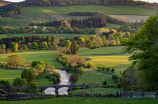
0 0 157 17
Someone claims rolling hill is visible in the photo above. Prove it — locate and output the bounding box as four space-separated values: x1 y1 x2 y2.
0 0 11 6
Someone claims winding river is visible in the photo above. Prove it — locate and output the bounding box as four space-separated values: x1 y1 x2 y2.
44 69 71 95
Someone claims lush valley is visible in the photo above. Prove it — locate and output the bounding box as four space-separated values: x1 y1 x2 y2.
0 0 158 103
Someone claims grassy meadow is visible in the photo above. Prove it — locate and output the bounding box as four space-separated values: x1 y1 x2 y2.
73 46 132 94
0 50 62 69
78 46 124 55
22 5 156 16
0 98 157 104
0 5 155 26
0 33 91 39
0 50 62 85
0 68 23 84
70 87 121 94
78 46 131 74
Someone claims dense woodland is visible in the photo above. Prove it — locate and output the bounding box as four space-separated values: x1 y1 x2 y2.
68 11 129 25
30 16 106 28
0 0 157 17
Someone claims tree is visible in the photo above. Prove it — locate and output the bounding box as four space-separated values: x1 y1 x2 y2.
64 40 71 48
42 41 48 49
34 64 44 73
13 78 27 87
31 42 38 49
1 44 6 50
6 55 25 68
110 40 116 46
31 60 46 69
123 14 158 91
23 45 28 51
70 39 77 55
27 81 39 94
10 42 18 52
21 68 38 83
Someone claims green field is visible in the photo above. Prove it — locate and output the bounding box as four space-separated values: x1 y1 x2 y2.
76 69 116 85
78 46 124 55
0 33 91 39
0 68 23 84
78 46 131 74
70 87 121 94
0 51 62 69
35 73 52 86
0 14 89 26
0 5 155 26
0 98 157 104
105 23 123 29
0 51 62 85
74 46 131 93
22 5 156 16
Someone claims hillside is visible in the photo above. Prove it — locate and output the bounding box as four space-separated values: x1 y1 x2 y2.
0 5 155 26
0 0 11 6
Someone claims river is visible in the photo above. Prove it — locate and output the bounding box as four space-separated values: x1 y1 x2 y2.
44 69 71 95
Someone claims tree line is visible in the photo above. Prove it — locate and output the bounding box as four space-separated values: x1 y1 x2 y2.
30 16 106 28
0 3 22 17
0 27 132 54
68 11 129 25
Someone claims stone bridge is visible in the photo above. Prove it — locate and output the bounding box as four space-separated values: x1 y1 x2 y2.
39 84 89 94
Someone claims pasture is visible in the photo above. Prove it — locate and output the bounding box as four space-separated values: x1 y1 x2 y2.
0 98 157 104
78 46 124 55
76 69 116 85
74 46 131 93
70 87 121 94
0 50 62 69
0 68 23 84
22 5 156 16
6 33 90 39
0 14 90 26
78 46 131 74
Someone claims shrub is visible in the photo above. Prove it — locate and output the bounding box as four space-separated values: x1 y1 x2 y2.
102 67 106 70
27 81 39 94
50 71 60 82
91 45 100 49
34 64 44 73
106 68 110 71
103 85 107 88
50 76 57 84
97 65 102 70
112 75 119 80
69 73 78 84
117 82 121 88
75 67 83 74
83 62 88 67
51 66 55 71
87 63 92 68
103 80 107 85
13 78 27 87
111 68 115 73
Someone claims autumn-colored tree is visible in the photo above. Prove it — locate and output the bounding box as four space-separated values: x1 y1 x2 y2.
6 55 25 68
70 39 77 55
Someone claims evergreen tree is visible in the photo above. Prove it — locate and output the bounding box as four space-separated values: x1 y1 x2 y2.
70 39 77 55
